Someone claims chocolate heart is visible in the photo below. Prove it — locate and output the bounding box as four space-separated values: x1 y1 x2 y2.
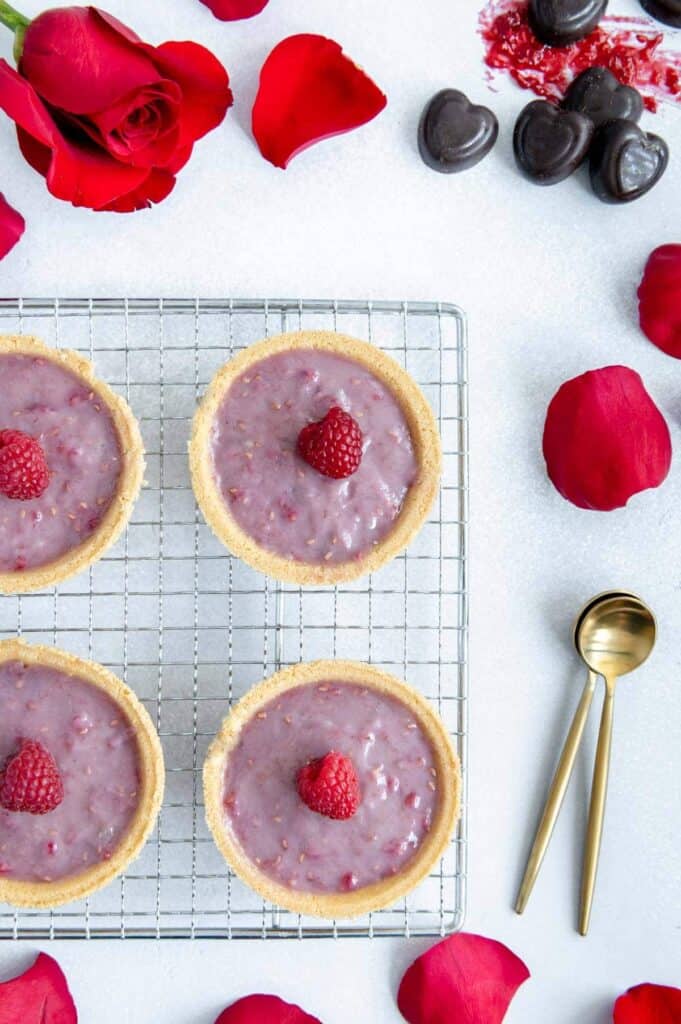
562 67 643 128
529 0 608 45
589 119 669 203
639 0 681 26
418 89 499 173
513 100 594 184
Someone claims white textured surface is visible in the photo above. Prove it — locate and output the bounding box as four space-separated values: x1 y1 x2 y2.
1 0 680 1021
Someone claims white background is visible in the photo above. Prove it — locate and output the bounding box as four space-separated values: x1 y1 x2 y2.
1 0 680 1021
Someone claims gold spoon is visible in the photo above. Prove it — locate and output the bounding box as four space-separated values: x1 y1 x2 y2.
515 591 633 915
576 593 656 935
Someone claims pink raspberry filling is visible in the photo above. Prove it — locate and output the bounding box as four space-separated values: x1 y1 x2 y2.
222 681 440 895
0 354 122 572
0 660 141 883
210 350 418 565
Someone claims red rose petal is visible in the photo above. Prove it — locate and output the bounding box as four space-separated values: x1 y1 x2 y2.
149 41 234 146
0 59 156 210
252 34 386 169
638 245 681 359
543 365 672 511
0 953 77 1023
0 192 25 260
214 993 322 1024
98 167 177 213
397 932 530 1024
20 7 160 115
614 983 681 1024
200 0 270 19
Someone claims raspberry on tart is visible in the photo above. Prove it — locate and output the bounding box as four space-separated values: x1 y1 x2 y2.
297 407 363 479
0 335 144 594
190 331 441 586
0 431 50 500
0 639 164 909
297 751 361 819
204 660 461 919
0 739 63 814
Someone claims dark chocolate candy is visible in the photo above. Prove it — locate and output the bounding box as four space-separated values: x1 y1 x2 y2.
529 0 608 46
418 89 499 173
639 0 681 26
513 100 594 185
562 67 643 128
589 119 669 203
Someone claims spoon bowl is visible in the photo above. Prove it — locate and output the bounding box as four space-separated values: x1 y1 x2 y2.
571 589 639 654
576 594 656 682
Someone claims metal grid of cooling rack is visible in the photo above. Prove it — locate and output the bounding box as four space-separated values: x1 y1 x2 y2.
0 298 468 940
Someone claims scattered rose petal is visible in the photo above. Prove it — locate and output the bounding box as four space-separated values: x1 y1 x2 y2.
252 34 387 168
543 365 672 511
638 244 681 359
0 953 77 1023
200 0 270 18
397 932 530 1024
0 193 25 260
215 993 322 1024
614 983 681 1023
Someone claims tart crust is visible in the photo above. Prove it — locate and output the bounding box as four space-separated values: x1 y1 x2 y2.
0 335 145 594
0 639 164 909
203 660 461 919
189 331 442 585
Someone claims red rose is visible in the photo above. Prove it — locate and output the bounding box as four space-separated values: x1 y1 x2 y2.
0 5 233 212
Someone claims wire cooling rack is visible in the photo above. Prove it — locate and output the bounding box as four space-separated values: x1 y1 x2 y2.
0 298 468 940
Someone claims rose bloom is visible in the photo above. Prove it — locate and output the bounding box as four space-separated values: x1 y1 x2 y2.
0 6 233 211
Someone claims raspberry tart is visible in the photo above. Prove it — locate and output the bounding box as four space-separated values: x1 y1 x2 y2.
0 639 164 908
203 660 460 918
189 331 441 584
0 335 144 594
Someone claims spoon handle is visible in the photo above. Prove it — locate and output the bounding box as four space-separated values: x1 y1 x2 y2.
579 683 615 935
515 670 598 914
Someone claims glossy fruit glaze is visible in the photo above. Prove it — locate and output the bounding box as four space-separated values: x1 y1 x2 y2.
0 660 141 883
222 681 440 894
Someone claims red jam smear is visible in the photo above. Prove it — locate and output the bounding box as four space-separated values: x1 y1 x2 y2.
479 0 681 112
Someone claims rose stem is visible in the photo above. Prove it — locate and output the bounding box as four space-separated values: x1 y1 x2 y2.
0 0 29 61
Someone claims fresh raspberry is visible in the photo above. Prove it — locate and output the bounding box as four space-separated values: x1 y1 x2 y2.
0 739 64 815
0 429 50 500
297 406 363 479
297 751 361 820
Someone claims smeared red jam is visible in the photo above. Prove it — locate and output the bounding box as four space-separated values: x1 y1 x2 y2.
479 0 681 112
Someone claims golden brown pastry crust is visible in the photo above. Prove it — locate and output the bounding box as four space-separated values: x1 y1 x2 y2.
0 335 145 595
189 331 441 585
203 659 460 919
0 639 164 909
